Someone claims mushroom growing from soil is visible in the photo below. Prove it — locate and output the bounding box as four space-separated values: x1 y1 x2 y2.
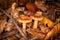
30 11 43 29
17 15 32 34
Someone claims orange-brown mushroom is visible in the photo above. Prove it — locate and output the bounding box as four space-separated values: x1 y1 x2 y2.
17 15 32 34
30 11 43 29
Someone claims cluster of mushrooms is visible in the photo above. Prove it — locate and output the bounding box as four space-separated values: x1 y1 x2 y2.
5 2 60 40
0 0 60 40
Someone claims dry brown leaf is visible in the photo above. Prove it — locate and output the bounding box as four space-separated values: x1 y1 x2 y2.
27 29 45 39
7 36 17 40
43 17 54 28
26 2 36 12
45 23 60 40
0 20 7 34
5 19 14 31
35 1 48 11
24 11 35 16
27 29 42 36
39 22 50 34
7 3 20 18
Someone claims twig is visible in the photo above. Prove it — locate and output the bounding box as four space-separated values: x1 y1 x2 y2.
0 8 28 40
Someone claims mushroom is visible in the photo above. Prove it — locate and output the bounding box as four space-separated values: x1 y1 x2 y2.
17 15 32 34
30 11 43 29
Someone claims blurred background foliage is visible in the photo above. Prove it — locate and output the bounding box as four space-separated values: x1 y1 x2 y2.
0 0 59 10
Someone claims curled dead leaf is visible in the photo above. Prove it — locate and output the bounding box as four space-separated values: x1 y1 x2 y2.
0 20 7 34
43 17 54 28
26 2 36 12
45 23 60 40
35 1 48 12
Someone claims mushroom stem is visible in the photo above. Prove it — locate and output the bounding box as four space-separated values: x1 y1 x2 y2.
33 20 38 29
22 23 26 34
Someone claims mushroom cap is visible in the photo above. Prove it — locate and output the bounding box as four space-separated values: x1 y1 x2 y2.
36 11 43 16
17 15 32 23
30 14 43 21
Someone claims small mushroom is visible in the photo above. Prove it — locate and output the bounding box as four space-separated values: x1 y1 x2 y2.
17 15 32 34
30 11 43 29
